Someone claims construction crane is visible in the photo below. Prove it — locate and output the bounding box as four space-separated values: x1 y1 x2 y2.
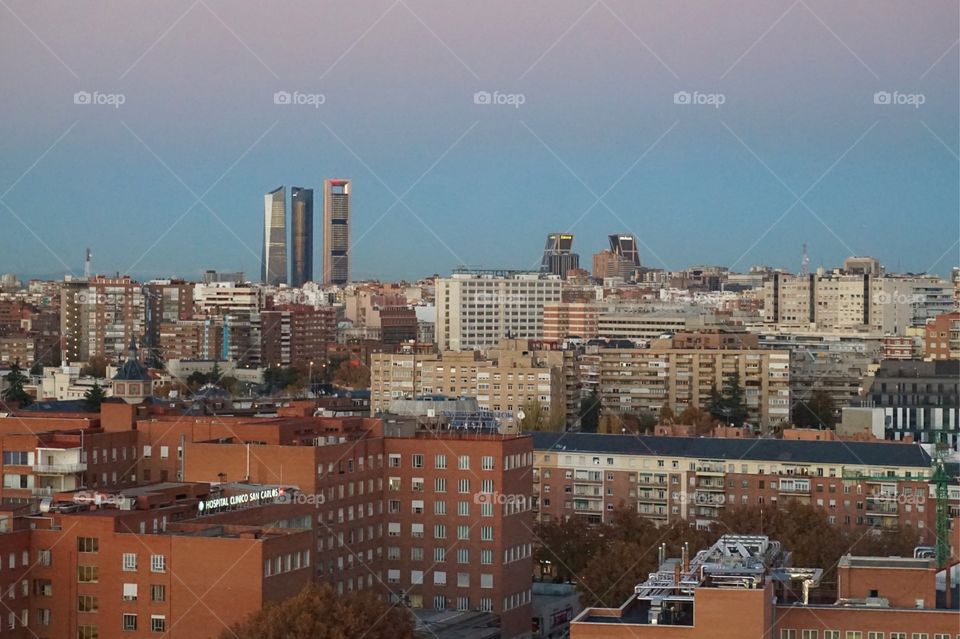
842 439 952 568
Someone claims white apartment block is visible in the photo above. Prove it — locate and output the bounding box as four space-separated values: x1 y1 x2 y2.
763 272 952 335
435 273 562 352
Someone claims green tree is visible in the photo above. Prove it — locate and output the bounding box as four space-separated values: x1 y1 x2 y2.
223 583 415 639
720 372 748 425
83 381 107 411
792 389 837 429
2 361 31 406
578 391 601 433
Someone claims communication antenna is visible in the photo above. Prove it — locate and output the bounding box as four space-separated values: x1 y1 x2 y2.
798 244 810 276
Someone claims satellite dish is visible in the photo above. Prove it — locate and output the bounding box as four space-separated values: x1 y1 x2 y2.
517 409 525 421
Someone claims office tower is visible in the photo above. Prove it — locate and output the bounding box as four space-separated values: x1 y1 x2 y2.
540 232 579 279
290 187 314 287
322 179 350 285
609 233 641 267
262 186 287 286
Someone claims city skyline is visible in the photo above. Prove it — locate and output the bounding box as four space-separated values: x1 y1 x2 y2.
1 1 957 282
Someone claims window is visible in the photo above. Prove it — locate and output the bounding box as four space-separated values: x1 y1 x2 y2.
77 537 99 553
123 614 137 631
458 478 470 494
457 525 470 540
824 633 840 639
481 456 494 470
434 571 446 585
78 594 98 612
38 550 51 567
845 633 862 639
77 565 99 583
458 456 470 470
412 454 424 468
480 549 493 565
150 585 165 602
803 632 819 639
457 572 470 587
150 615 166 633
122 583 138 601
457 548 469 564
78 625 98 639
150 555 166 573
122 553 137 571
480 573 493 589
781 632 796 639
481 526 493 541
435 455 447 469
867 634 883 639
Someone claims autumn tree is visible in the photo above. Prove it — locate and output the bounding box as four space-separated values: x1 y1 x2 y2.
678 406 715 435
333 360 370 389
81 355 107 378
658 405 675 424
578 540 655 608
223 584 415 639
519 399 546 431
792 389 837 429
535 515 604 583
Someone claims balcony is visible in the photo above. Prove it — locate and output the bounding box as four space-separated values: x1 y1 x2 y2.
33 462 87 474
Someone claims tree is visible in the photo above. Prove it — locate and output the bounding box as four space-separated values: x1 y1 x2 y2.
545 405 567 432
519 400 546 431
2 361 31 407
28 361 43 376
678 406 715 435
81 355 107 378
578 391 601 433
83 381 107 411
223 583 415 639
792 389 837 429
720 372 748 425
578 540 655 608
535 516 604 583
658 405 675 424
333 360 370 389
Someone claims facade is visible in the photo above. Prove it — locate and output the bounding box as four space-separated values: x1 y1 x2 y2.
596 309 723 342
543 302 600 342
540 233 579 280
435 272 563 352
322 179 350 285
370 340 567 428
865 359 960 449
596 345 790 429
924 311 960 360
260 305 336 369
60 276 146 364
763 271 953 334
571 536 957 639
262 186 287 286
532 432 936 533
143 279 193 363
290 186 314 288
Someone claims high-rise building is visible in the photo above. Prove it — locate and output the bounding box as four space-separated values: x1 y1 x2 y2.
290 187 314 287
262 186 287 286
60 276 145 364
540 233 579 279
609 233 641 267
322 179 350 285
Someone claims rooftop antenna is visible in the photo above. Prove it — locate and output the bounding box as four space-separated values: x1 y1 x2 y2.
84 248 92 279
798 243 809 276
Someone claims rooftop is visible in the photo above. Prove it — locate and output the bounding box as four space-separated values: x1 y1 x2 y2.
532 432 933 468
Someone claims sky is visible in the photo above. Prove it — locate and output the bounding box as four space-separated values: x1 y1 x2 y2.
1 0 957 282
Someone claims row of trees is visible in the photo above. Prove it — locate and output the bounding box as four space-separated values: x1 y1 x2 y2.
536 501 918 608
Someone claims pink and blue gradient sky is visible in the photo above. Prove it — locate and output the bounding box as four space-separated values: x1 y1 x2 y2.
1 0 957 281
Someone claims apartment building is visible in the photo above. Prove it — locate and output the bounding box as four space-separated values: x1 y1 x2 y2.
924 311 960 360
542 302 600 341
260 305 337 369
865 359 960 449
763 271 953 334
532 432 937 534
597 343 790 429
370 340 567 428
435 272 563 352
596 309 725 343
60 276 145 364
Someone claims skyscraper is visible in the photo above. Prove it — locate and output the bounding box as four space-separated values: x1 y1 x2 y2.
609 233 641 267
540 232 579 279
322 179 350 285
262 186 287 286
290 187 314 287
